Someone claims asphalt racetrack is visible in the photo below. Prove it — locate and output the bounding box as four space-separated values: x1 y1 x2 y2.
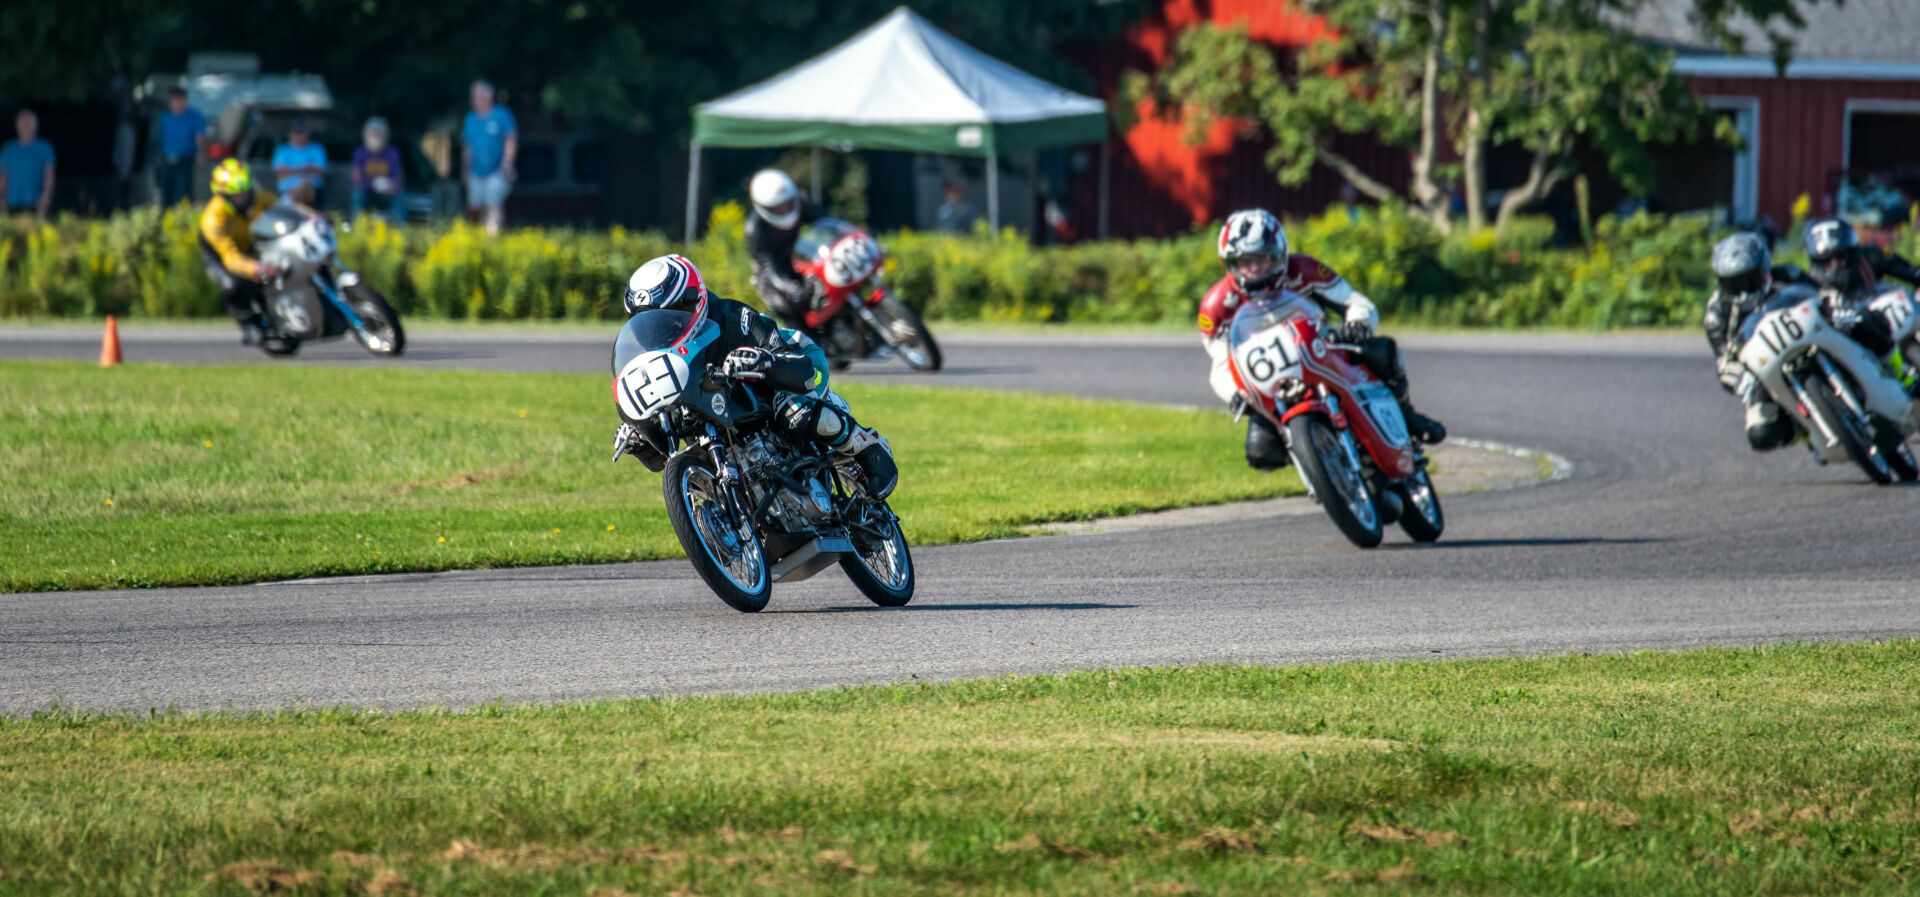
4 325 1918 711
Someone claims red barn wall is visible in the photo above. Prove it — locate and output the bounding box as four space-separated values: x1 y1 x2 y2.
1065 0 1406 239
1689 76 1920 226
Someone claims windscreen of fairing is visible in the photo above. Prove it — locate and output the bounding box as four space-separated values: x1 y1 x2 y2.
610 310 719 374
794 218 862 261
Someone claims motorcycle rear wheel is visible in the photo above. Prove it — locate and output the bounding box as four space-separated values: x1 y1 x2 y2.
873 296 942 372
345 283 406 356
1286 414 1384 548
1804 375 1892 484
663 453 772 612
839 503 914 607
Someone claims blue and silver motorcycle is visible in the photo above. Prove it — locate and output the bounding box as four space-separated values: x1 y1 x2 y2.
251 206 405 357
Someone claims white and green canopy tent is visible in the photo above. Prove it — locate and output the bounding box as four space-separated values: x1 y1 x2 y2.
686 6 1109 239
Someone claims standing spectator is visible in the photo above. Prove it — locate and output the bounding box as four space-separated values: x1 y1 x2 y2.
935 180 974 233
156 87 206 206
351 116 405 223
462 80 516 236
271 119 327 206
0 109 56 218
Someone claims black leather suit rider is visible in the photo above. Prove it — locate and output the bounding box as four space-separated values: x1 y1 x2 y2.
745 198 822 331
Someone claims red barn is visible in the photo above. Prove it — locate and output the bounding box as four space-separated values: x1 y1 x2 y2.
1070 0 1920 238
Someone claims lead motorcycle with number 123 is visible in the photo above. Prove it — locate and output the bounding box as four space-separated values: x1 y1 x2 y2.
610 309 915 612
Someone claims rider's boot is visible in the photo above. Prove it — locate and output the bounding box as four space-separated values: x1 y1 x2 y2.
839 426 898 499
1385 372 1446 444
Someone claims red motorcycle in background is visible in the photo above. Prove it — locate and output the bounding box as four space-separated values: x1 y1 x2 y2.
793 219 942 372
1227 290 1444 548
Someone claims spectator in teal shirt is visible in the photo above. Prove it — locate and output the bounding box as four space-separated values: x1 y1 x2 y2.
156 87 206 206
1 109 56 217
271 119 327 205
462 80 516 236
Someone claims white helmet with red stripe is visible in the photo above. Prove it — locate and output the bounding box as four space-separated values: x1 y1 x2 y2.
1218 209 1288 291
624 254 709 329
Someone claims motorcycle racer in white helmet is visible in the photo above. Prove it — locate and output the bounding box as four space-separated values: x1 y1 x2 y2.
612 253 897 497
1199 208 1445 471
746 168 823 334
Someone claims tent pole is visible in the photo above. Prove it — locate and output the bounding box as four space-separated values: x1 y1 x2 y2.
1098 137 1111 241
684 142 703 247
810 146 822 202
986 151 1000 232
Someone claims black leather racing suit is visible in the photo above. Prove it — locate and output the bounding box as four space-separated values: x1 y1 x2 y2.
745 199 822 331
1817 247 1920 357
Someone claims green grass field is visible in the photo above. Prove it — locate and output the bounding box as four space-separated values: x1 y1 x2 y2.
3 642 1917 895
0 360 1299 591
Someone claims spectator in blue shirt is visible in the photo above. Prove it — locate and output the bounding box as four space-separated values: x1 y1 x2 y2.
156 87 206 206
462 80 517 236
271 119 327 205
0 109 55 217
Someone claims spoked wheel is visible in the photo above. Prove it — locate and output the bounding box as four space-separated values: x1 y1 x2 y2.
345 283 406 356
1396 464 1445 542
268 288 325 341
839 501 914 607
1805 376 1893 484
871 296 942 372
662 453 772 612
1285 414 1383 548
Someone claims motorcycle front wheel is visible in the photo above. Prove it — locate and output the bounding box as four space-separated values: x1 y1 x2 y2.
840 503 914 607
1804 375 1893 484
871 296 942 372
1395 466 1445 543
268 288 326 341
1286 414 1384 548
663 452 772 612
345 283 406 356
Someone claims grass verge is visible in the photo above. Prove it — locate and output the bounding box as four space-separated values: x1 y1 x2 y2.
0 360 1298 591
4 642 1918 894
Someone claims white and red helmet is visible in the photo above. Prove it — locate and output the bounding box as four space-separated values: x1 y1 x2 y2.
624 254 709 327
1218 209 1288 291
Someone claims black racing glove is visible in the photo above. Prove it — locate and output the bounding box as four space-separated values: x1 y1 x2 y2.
1328 321 1372 345
722 346 773 380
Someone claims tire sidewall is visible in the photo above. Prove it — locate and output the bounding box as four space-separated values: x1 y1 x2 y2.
880 297 941 372
346 283 406 356
1396 468 1445 542
1285 414 1384 548
662 453 772 612
1805 375 1893 484
840 513 915 607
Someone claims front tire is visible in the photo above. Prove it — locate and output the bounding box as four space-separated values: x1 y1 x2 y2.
663 453 772 612
1873 421 1919 482
1805 375 1893 484
874 296 942 372
839 503 914 607
1286 414 1384 548
1396 466 1445 542
345 283 406 356
267 287 326 341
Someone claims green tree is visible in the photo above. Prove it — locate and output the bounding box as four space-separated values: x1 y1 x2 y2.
1131 0 1828 235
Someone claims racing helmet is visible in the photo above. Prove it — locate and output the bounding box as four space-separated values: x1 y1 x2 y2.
623 254 710 328
750 168 801 230
210 158 255 209
1218 209 1288 291
1805 218 1862 293
1710 232 1770 297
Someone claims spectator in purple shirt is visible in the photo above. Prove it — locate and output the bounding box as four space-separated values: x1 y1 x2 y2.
351 116 405 223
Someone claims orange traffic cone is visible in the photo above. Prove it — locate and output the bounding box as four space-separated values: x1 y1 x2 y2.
99 315 123 367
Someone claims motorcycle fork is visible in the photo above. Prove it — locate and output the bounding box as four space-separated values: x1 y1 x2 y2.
1817 354 1872 420
1785 368 1841 447
313 272 370 333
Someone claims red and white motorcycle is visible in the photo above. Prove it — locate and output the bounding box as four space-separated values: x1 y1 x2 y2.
1227 290 1443 548
793 219 942 372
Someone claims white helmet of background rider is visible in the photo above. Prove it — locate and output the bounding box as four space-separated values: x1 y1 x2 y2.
1218 209 1288 292
750 169 802 230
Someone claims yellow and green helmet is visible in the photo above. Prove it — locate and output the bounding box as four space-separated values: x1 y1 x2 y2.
210 159 253 196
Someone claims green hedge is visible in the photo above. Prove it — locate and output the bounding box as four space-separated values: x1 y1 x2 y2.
5 201 1910 328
